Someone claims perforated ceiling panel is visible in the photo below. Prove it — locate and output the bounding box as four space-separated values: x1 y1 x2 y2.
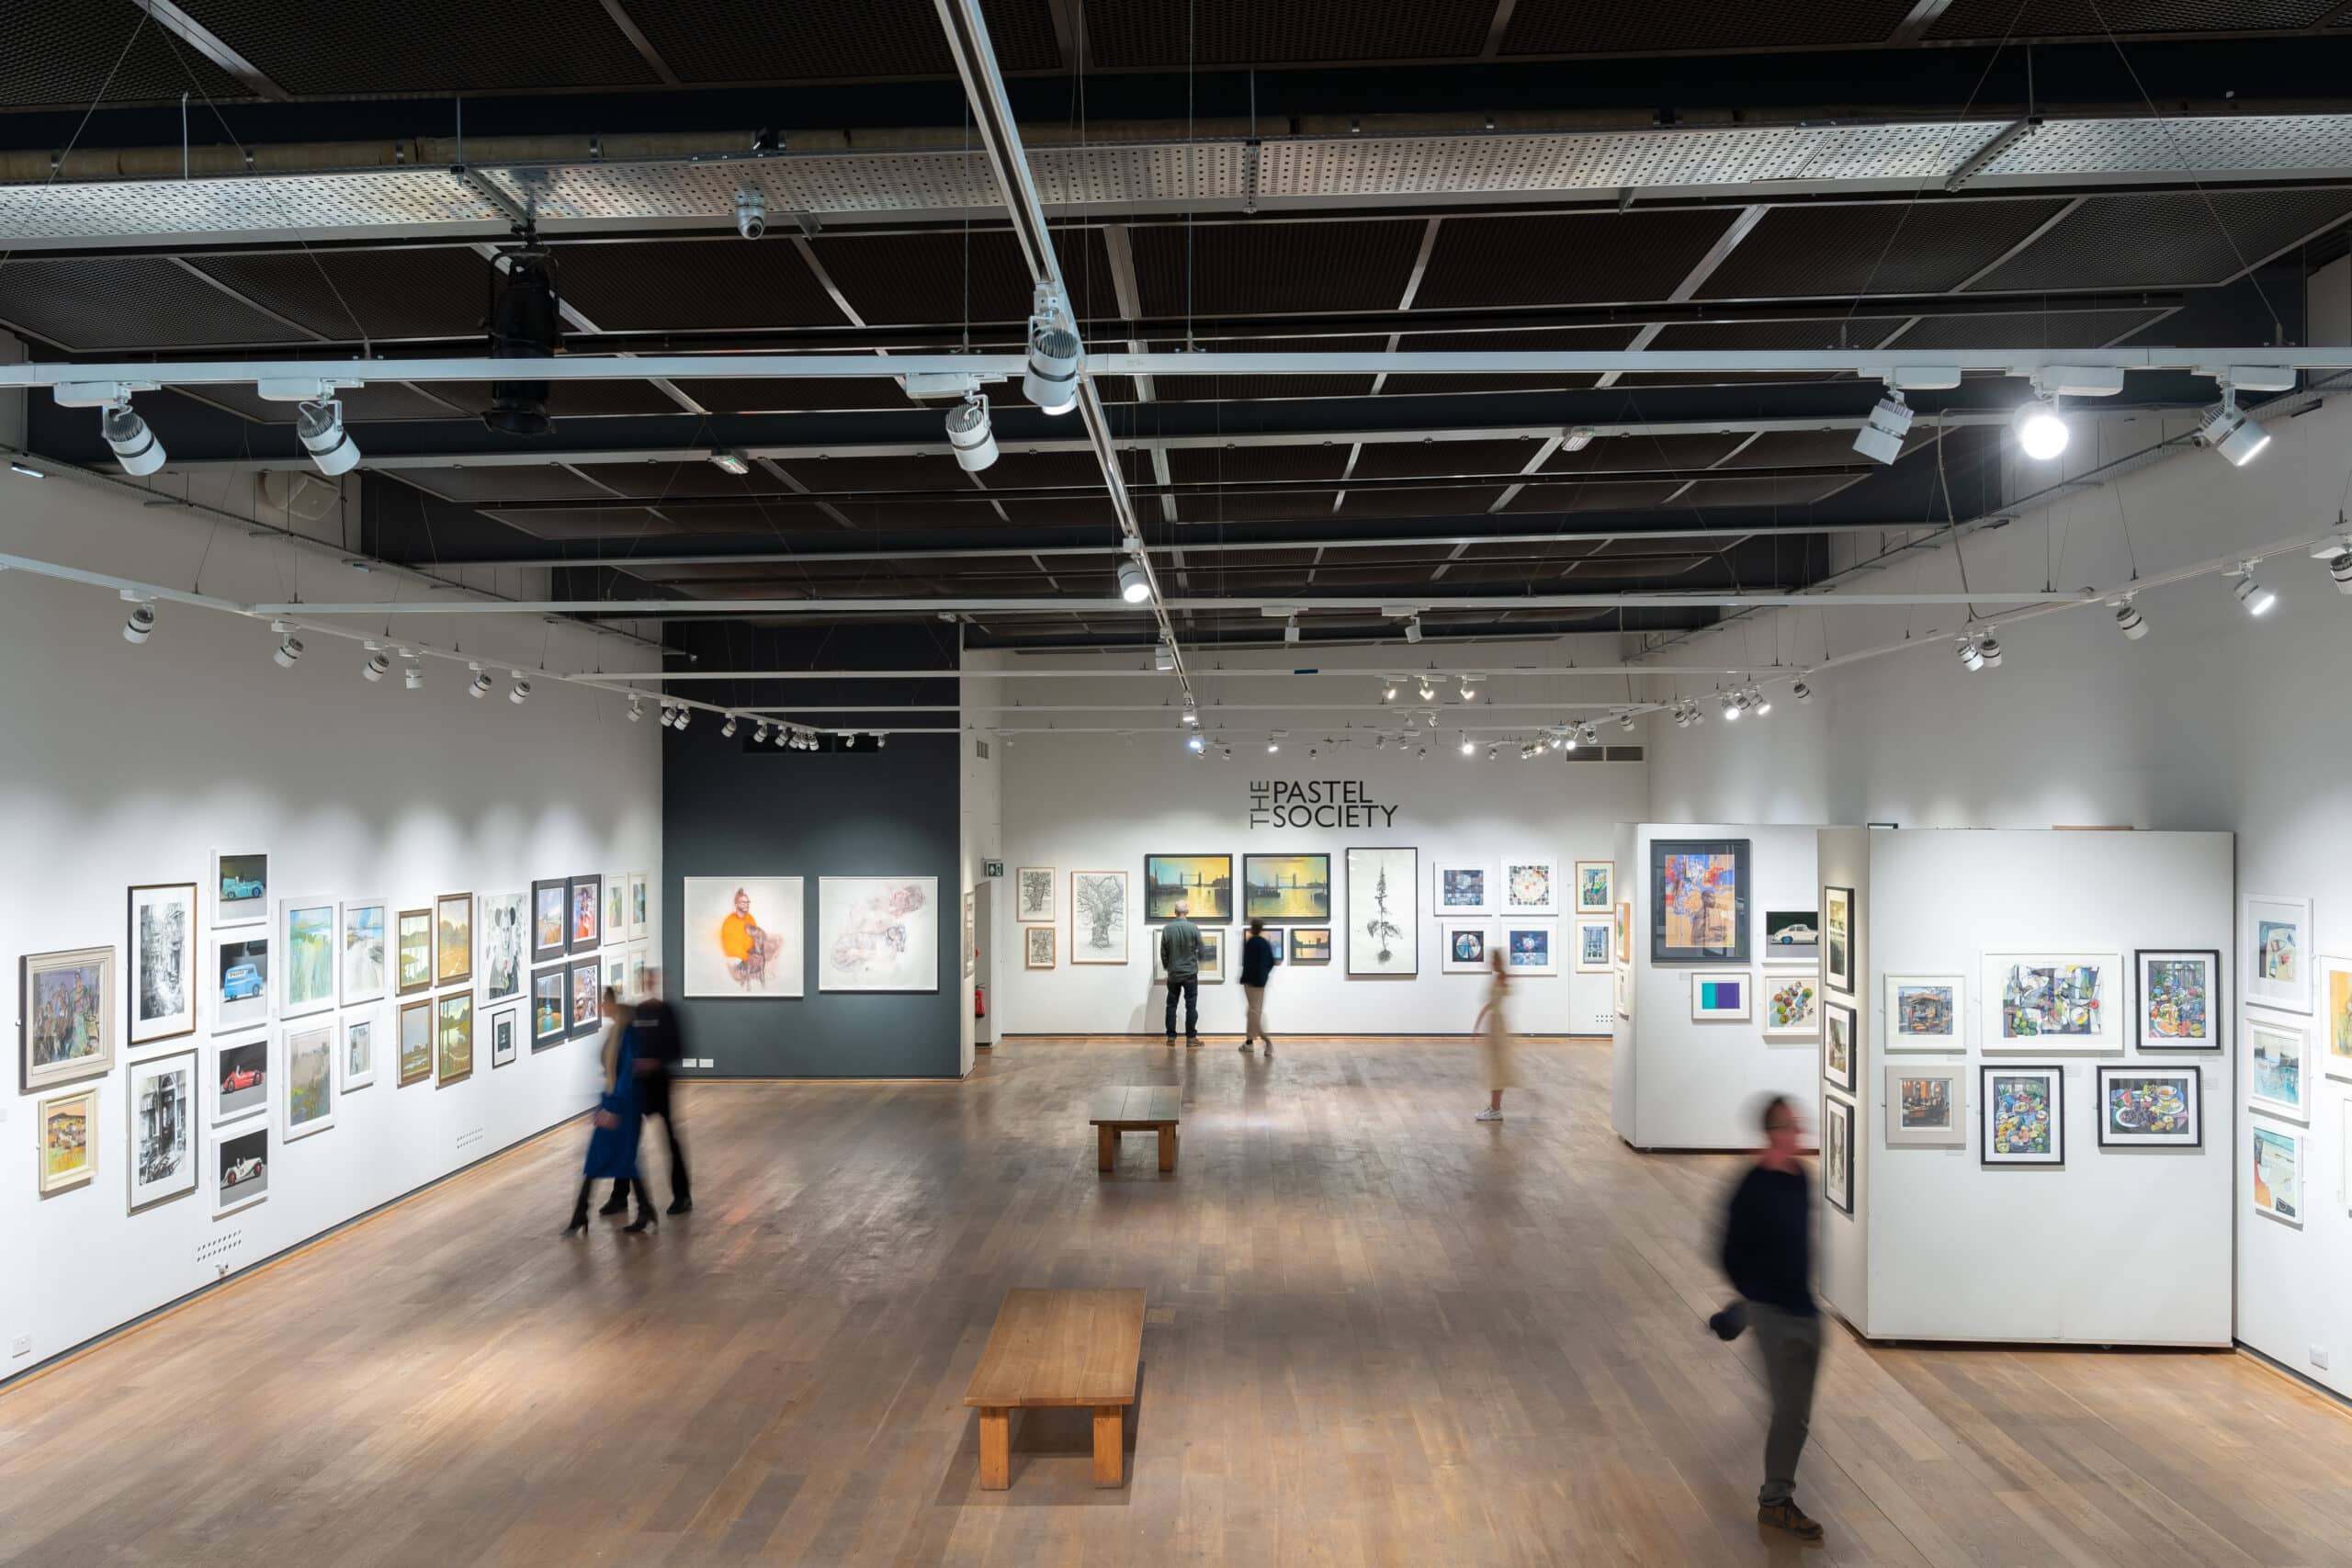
1502 480 1688 513
626 0 1059 81
1169 446 1351 484
1501 0 1917 54
973 450 1116 490
1678 474 1860 508
1928 0 2341 37
1339 486 1504 516
0 3 249 107
574 461 790 501
1544 433 1746 474
1967 187 2352 290
188 248 490 341
1351 439 1543 480
1081 0 1492 65
171 0 659 93
1175 489 1349 521
1128 220 1427 316
1413 209 1738 308
384 467 622 505
0 256 313 350
555 240 846 331
1700 199 2075 299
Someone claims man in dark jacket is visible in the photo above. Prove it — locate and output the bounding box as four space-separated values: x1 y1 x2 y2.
1238 918 1275 1054
1159 902 1203 1045
602 967 693 1215
1715 1094 1823 1540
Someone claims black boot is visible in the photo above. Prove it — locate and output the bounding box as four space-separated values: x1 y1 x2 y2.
597 1184 629 1216
564 1179 593 1236
623 1179 659 1234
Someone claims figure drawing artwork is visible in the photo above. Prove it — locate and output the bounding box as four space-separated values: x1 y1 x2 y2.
213 1034 267 1124
39 1086 97 1197
341 897 388 1006
279 895 337 1020
1243 853 1331 922
818 876 940 993
128 884 198 1046
1981 1066 2064 1165
2135 949 2219 1050
479 892 525 1003
1070 871 1128 964
2252 1123 2302 1224
1650 839 1749 964
1145 854 1233 923
283 1022 334 1140
682 877 805 998
128 1050 198 1211
1980 953 2120 1052
1346 847 1419 976
2098 1066 2199 1147
2245 894 2313 1012
1016 867 1056 923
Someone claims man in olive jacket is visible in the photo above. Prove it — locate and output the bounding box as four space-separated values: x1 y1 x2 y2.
1160 901 1203 1045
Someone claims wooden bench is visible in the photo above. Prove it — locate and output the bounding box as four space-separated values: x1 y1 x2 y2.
1088 1085 1182 1173
964 1287 1147 1489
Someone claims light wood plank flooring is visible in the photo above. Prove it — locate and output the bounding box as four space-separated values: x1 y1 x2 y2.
5 1035 2351 1566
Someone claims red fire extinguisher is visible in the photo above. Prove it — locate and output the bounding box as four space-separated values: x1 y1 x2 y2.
975 983 987 1020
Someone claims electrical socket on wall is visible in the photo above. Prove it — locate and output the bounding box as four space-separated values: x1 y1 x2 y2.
2313 1345 2331 1370
9 1336 28 1359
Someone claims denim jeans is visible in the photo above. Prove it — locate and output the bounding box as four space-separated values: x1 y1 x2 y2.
1164 976 1198 1035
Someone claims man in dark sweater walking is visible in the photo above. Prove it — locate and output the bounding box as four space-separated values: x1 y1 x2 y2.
1715 1094 1824 1541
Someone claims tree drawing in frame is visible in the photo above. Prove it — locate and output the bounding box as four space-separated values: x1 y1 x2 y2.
1346 847 1419 977
1016 867 1056 923
1069 871 1128 964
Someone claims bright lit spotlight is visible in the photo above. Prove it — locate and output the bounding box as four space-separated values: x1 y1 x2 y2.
1266 739 1280 754
102 400 164 476
1418 679 1436 703
296 399 360 476
2012 395 2068 461
1383 679 1397 701
1459 732 1474 756
508 677 532 705
946 395 999 472
123 602 156 644
272 626 303 668
1721 692 1739 721
1853 390 1912 465
2234 570 2276 616
1187 732 1205 753
469 665 493 698
1458 675 1477 700
1116 558 1151 604
1753 686 1772 716
2199 394 2271 467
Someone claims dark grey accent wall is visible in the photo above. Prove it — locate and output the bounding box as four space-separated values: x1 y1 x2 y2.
662 725 962 1077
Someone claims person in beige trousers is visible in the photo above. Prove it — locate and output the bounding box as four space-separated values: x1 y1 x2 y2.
1473 945 1514 1122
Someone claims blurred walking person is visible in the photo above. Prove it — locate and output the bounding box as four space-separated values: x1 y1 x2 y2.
1160 900 1203 1046
1711 1094 1824 1540
601 966 692 1215
1238 918 1276 1054
1472 944 1514 1122
564 988 657 1235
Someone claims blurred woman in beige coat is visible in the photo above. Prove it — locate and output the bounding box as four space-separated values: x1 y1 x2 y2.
1474 945 1514 1122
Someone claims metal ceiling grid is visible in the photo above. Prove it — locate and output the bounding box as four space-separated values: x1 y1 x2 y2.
514 499 839 535
815 497 1012 529
1501 479 1688 512
1649 317 1908 352
421 380 687 417
0 4 249 107
1928 0 2344 39
1351 438 1543 480
810 226 1119 324
554 240 845 331
0 255 311 351
1880 306 2170 349
189 248 490 342
572 461 786 500
1699 199 2075 299
382 467 622 505
625 0 1060 81
1500 0 1918 54
1383 324 1643 395
1168 446 1352 483
1127 219 1428 317
1170 489 1351 521
191 380 462 424
786 453 975 492
1719 428 1894 468
1142 334 1386 400
1679 474 1856 507
1412 209 1739 309
172 0 659 94
1981 114 2352 181
974 449 1124 489
1967 186 2352 290
1544 432 1747 473
1080 0 1492 64
482 507 695 543
1339 485 1506 515
672 376 915 412
0 170 508 248
998 497 1122 525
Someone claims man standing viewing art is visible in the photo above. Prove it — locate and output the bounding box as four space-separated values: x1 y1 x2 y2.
1161 901 1203 1045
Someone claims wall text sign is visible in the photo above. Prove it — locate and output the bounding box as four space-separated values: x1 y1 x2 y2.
1248 780 1398 829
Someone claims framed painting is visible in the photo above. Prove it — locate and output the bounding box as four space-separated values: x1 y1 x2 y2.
1575 861 1613 915
127 1048 198 1213
340 897 388 1007
1572 916 1613 975
210 850 268 930
1144 854 1233 923
488 1006 519 1069
1883 974 1964 1050
963 892 977 981
127 883 198 1046
278 894 337 1021
23 945 115 1094
1441 921 1492 976
605 949 626 997
1885 1065 1965 1148
2098 1066 2200 1148
2134 948 2220 1051
1500 857 1559 918
1199 930 1225 983
1822 998 1856 1090
2245 894 2312 1013
627 945 649 1000
2326 955 2352 1083
1651 839 1749 964
1432 860 1492 915
478 892 525 1004
1264 929 1286 964
1243 852 1331 923
530 878 569 964
1015 866 1056 923
817 876 940 994
213 1123 267 1218
1822 886 1854 992
530 965 568 1048
394 908 433 998
1346 847 1419 977
1614 901 1632 965
1289 928 1331 964
1763 909 1818 964
2247 1012 2307 1122
569 874 603 954
282 1021 335 1141
38 1086 97 1198
628 872 650 942
1761 969 1820 1043
1691 970 1752 1022
434 893 473 987
1979 952 2121 1052
342 1006 378 1093
209 931 269 1035
436 991 475 1087
1822 1093 1854 1214
605 875 628 944
681 877 804 998
2252 1122 2303 1225
1025 925 1056 969
1501 921 1556 976
212 1032 268 1125
1070 870 1129 964
1980 1065 2064 1166
398 998 433 1087
569 958 604 1037
1614 964 1633 1021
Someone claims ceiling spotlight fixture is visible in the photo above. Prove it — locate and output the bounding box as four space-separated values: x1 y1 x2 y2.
2198 386 2271 467
295 398 360 476
1720 692 1740 721
673 705 693 731
1578 721 1599 746
1673 702 1694 728
1853 389 1913 465
659 703 676 728
1976 635 2003 669
1115 557 1151 604
628 694 644 721
1153 640 1175 672
2011 393 2069 461
720 715 739 738
402 661 424 692
1791 679 1812 702
482 245 562 437
1266 739 1280 754
101 400 165 476
122 601 156 644
734 187 766 240
1459 732 1475 756
1486 743 1498 761
469 664 493 698
1458 675 1477 701
363 649 390 681
753 722 771 744
876 733 888 749
272 626 304 669
1022 289 1083 413
2112 597 2148 640
508 676 532 705
1752 686 1772 716
1418 678 1436 703
2330 548 2352 595
1187 732 1205 753
1382 678 1397 701
1559 426 1598 453
1555 730 1570 750
2233 566 2276 616
708 450 751 476
1617 710 1636 731
1375 733 1388 749
1283 617 1301 646
1957 636 1985 672
1404 615 1423 645
945 394 999 472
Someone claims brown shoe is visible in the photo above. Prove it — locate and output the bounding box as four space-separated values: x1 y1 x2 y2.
1758 1501 1823 1540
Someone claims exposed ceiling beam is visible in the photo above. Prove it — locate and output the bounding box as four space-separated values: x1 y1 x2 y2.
134 0 292 101
594 0 684 86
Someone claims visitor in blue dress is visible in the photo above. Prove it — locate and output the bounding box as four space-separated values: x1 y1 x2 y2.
564 988 657 1235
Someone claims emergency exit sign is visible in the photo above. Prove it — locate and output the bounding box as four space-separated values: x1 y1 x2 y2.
983 861 1004 878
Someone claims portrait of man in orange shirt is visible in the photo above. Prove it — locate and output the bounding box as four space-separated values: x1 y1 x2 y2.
720 886 780 988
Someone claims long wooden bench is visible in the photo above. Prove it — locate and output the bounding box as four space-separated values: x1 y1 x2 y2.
1088 1085 1181 1173
964 1287 1147 1489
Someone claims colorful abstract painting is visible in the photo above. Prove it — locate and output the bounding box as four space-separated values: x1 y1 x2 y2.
1981 953 2120 1052
1982 1066 2064 1164
2252 1123 2302 1224
1651 840 1749 963
2098 1067 2199 1147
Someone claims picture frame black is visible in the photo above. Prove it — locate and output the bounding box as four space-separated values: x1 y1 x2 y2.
2132 947 2224 1052
530 878 569 964
1823 885 1856 993
1345 846 1419 977
1822 1091 1855 1214
2096 1064 2202 1148
1822 998 1857 1093
567 874 604 955
568 957 604 1038
1240 852 1332 924
530 964 569 1048
1142 853 1233 924
1648 838 1750 964
1980 1063 2066 1167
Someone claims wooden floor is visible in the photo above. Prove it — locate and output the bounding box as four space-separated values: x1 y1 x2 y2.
6 1036 2352 1566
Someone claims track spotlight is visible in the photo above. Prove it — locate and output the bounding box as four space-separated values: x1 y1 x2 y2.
659 703 676 728
1555 730 1570 750
1418 678 1436 703
1791 679 1812 702
102 400 164 476
1023 297 1083 413
1559 426 1597 453
363 649 390 682
1977 636 2002 669
1404 615 1423 645
753 722 771 744
1734 690 1754 714
402 662 424 692
508 677 532 705
1721 692 1739 721
1957 637 1984 672
1266 739 1280 754
1853 390 1912 465
1375 733 1388 749
2234 570 2276 616
628 694 644 722
2199 392 2271 467
1486 743 1498 761
2012 395 2068 461
2114 601 2147 639
1752 686 1771 716
1187 732 1205 753
673 706 692 732
296 399 360 476
878 733 889 749
1579 721 1599 745
1459 732 1474 756
734 187 766 241
1154 640 1175 672
708 450 751 476
1181 700 1199 727
123 602 156 644
1458 675 1477 700
1383 678 1397 701
272 626 303 669
720 715 739 739
1618 710 1636 731
1116 558 1151 604
1673 703 1694 728
1283 617 1301 646
469 665 492 698
2332 551 2352 594
945 395 999 472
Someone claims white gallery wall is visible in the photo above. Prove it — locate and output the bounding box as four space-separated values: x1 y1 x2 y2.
1634 353 2352 1382
0 460 659 1382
